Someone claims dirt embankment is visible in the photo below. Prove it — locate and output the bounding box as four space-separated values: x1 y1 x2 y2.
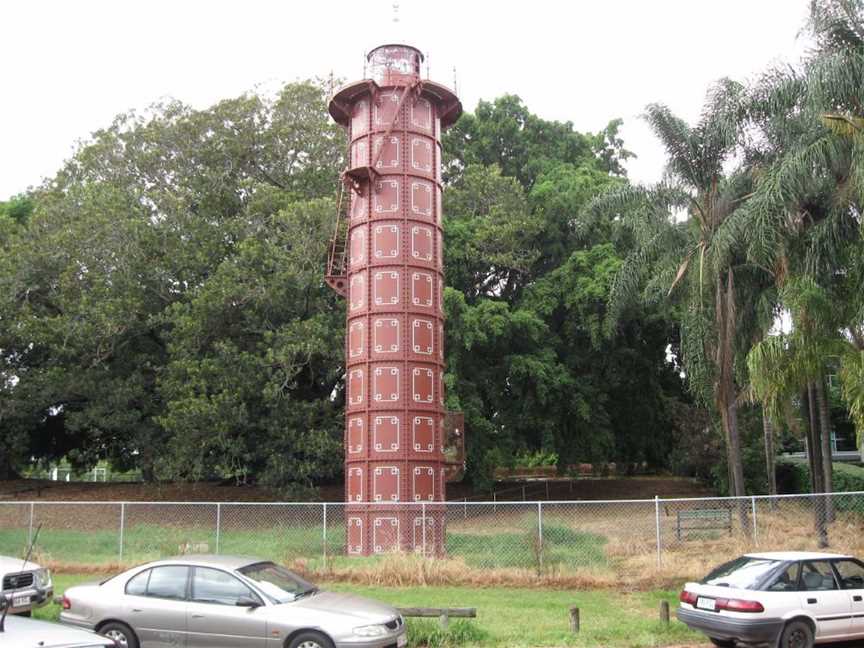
0 476 712 503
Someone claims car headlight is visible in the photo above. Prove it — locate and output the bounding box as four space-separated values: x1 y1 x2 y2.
36 568 52 588
353 624 388 637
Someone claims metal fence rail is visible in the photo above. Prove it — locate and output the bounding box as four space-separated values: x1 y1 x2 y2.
1 493 862 576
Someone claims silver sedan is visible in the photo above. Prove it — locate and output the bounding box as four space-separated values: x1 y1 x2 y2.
59 555 407 648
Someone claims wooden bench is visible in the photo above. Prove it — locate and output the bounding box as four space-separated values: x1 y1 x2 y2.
676 508 732 540
397 607 476 629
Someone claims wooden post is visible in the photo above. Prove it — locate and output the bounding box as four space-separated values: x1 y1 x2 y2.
569 606 580 633
659 600 670 624
439 613 449 630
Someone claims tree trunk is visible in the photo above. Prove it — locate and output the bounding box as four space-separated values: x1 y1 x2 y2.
715 270 750 534
763 409 777 500
815 375 835 523
807 382 828 546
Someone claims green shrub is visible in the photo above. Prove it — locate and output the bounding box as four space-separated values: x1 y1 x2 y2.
406 619 488 648
514 449 559 468
776 458 864 509
776 458 811 494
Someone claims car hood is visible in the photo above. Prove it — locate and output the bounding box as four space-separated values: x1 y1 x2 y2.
0 556 40 573
3 615 112 647
273 590 398 622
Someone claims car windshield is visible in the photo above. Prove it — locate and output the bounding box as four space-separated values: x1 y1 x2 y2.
701 556 783 590
237 562 317 604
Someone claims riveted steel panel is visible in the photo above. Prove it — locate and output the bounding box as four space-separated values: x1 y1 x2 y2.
349 227 366 269
373 465 400 502
372 516 400 553
348 319 365 360
412 416 434 453
372 316 400 355
410 225 433 264
372 414 400 453
347 517 364 554
372 179 400 215
371 364 400 406
411 318 434 356
347 416 364 456
412 466 435 501
372 223 400 261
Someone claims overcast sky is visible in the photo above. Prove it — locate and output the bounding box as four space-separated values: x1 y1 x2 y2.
1 0 812 199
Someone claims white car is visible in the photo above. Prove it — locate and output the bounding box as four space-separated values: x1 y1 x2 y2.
0 614 115 648
0 555 53 616
677 551 864 647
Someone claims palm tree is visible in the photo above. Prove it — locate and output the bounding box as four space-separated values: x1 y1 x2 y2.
591 81 773 501
742 0 864 454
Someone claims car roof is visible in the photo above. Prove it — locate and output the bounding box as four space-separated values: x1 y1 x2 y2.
745 551 852 561
145 554 266 570
2 615 112 647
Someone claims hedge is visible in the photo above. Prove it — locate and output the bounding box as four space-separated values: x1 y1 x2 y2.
776 457 864 495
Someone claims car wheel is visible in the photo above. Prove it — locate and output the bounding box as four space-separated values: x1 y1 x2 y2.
778 620 814 648
99 621 139 648
287 630 335 648
709 638 735 647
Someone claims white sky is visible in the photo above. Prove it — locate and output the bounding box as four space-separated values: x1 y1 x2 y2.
0 0 811 199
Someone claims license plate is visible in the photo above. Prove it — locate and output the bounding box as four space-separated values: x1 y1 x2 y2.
397 634 407 647
696 596 716 611
12 595 30 608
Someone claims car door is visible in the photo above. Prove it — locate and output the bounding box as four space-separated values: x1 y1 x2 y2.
832 558 864 638
186 566 267 648
798 560 851 639
124 565 190 648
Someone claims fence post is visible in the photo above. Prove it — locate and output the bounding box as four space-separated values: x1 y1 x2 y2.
463 497 467 519
493 492 497 513
654 496 661 567
119 502 126 562
422 502 427 556
751 496 758 545
537 501 544 573
322 503 328 566
522 485 526 500
28 502 35 547
215 503 222 554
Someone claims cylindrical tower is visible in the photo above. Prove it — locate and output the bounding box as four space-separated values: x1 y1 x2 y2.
326 44 461 555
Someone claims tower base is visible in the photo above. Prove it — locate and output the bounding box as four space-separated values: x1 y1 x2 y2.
345 504 445 556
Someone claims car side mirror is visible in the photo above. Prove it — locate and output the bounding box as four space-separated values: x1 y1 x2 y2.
236 596 260 608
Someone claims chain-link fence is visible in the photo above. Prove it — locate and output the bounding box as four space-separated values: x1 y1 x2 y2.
2 493 863 582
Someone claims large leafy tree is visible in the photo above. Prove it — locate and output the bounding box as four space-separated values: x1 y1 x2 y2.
0 82 345 488
443 100 687 484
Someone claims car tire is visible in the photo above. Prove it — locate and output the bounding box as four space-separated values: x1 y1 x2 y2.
99 621 139 648
287 630 335 648
709 638 735 647
778 620 814 648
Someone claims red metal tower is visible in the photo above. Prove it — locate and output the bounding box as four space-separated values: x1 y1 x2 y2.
326 44 461 555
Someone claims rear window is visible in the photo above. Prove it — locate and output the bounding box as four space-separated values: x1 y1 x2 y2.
701 557 783 590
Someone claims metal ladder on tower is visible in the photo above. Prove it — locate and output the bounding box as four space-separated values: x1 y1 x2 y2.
325 80 421 298
325 183 350 297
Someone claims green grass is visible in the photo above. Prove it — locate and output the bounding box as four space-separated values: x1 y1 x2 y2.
36 572 702 647
0 521 608 573
447 524 607 570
